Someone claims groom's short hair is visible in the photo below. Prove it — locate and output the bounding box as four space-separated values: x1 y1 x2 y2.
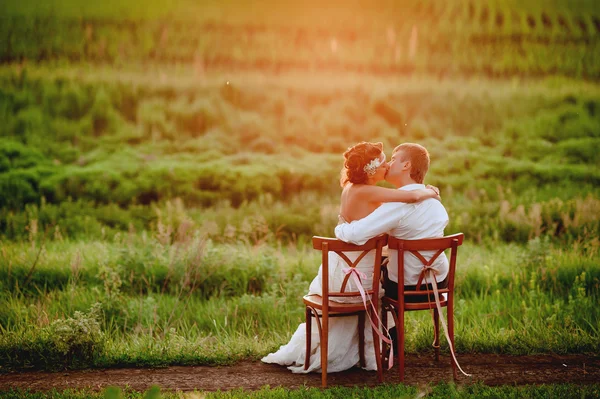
393 143 430 184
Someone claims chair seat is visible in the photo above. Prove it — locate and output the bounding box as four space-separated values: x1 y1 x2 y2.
303 294 367 313
383 294 448 311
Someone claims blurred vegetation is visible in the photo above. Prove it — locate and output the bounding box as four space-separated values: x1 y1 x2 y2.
1 0 600 78
0 66 598 243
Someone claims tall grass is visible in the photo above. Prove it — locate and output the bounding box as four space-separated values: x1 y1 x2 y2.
1 223 598 371
2 186 598 245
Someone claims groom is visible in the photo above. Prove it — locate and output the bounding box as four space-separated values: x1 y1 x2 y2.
334 143 450 351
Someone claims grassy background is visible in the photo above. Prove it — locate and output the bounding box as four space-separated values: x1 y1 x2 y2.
0 0 599 379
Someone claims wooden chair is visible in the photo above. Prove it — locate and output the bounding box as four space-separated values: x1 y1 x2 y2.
304 234 387 387
382 233 464 381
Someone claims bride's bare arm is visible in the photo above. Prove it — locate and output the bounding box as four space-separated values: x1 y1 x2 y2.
356 185 440 203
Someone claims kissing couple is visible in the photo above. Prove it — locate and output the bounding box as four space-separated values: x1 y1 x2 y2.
263 141 450 373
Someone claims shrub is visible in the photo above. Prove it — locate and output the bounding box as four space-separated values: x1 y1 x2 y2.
87 88 122 136
47 303 105 368
0 139 46 169
0 303 105 370
167 97 219 137
13 106 45 142
0 169 40 208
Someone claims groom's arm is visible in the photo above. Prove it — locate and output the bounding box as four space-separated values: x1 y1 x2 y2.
335 202 405 245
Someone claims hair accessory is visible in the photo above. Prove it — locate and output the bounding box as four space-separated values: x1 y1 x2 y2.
363 153 386 176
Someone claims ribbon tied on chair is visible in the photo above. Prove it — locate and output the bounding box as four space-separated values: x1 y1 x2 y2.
422 265 471 377
342 267 394 370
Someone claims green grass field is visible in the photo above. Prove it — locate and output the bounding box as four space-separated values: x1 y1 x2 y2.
0 0 599 396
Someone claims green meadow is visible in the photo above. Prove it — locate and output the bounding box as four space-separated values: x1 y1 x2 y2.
0 0 599 396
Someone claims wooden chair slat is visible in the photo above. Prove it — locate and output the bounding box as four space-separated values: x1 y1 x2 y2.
388 233 464 250
329 290 377 297
312 235 385 251
338 249 371 292
336 251 355 268
414 248 446 288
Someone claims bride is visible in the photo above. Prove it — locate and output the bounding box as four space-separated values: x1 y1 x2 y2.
262 142 440 373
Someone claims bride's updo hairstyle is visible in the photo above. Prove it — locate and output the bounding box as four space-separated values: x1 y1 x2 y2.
340 141 384 187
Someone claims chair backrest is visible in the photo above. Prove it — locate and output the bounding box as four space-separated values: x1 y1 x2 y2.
387 233 464 302
312 235 388 305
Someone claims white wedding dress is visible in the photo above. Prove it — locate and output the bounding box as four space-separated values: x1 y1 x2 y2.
261 250 383 373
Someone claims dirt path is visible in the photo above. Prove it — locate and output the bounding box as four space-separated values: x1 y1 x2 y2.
1 354 599 392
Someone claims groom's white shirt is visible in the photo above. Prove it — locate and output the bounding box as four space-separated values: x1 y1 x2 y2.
335 183 449 286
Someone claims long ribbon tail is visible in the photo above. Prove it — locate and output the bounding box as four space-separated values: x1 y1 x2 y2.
347 270 394 370
424 271 471 377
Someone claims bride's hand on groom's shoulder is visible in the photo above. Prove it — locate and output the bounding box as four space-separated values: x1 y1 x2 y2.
426 185 442 202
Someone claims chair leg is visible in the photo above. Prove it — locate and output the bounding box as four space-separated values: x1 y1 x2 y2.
321 312 328 388
448 304 457 380
370 307 383 383
381 306 388 369
398 306 405 382
358 312 365 368
433 308 440 362
304 307 311 370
